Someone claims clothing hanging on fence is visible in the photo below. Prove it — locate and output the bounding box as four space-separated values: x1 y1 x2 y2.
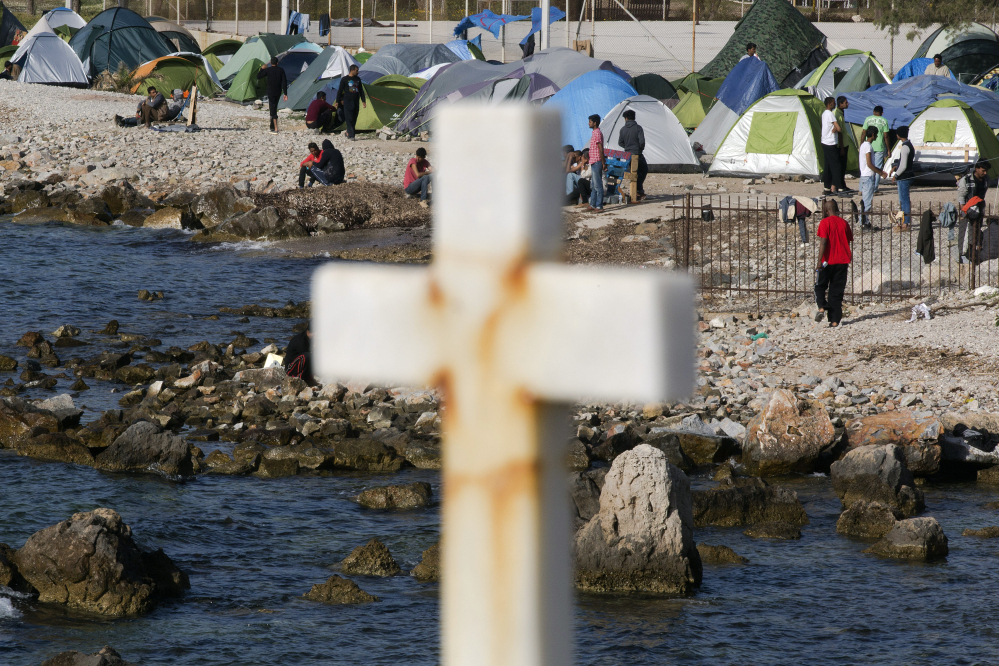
916 209 935 264
299 14 311 33
287 10 301 34
319 13 330 36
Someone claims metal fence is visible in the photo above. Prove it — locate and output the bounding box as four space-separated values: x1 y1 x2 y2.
658 193 999 309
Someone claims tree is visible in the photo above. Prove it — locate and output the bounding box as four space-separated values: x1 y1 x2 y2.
869 0 999 40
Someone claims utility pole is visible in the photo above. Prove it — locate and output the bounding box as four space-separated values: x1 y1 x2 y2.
540 0 550 49
281 0 288 36
394 0 398 43
691 0 696 72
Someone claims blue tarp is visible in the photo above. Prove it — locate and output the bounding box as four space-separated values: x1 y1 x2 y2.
714 56 780 116
519 7 567 46
453 10 527 39
443 37 482 61
893 57 958 82
842 75 999 128
545 69 638 150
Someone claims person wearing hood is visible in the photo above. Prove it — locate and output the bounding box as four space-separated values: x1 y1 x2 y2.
307 139 345 186
618 109 647 201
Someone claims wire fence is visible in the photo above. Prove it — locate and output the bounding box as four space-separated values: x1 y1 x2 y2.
659 193 999 310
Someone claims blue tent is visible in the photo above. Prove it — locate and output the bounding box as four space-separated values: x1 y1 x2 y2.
545 69 638 150
689 56 780 154
893 57 958 82
842 75 999 128
444 37 481 61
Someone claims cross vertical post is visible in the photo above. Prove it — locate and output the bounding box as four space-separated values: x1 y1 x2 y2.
312 104 694 666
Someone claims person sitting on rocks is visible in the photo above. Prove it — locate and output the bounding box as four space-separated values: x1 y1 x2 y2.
284 325 316 386
115 87 182 128
307 139 345 186
299 142 322 188
404 147 432 207
305 91 337 133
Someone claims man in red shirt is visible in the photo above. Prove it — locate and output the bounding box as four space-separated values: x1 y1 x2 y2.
404 147 432 207
305 91 336 133
814 199 853 328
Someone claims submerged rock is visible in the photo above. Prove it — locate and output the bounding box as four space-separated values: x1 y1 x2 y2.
696 543 748 564
743 522 802 539
12 508 188 616
303 575 377 604
356 482 432 509
95 421 198 477
830 444 924 517
863 517 948 560
573 444 701 595
40 645 136 666
962 526 999 538
836 500 901 538
339 539 401 577
742 389 835 476
411 542 440 582
691 479 808 527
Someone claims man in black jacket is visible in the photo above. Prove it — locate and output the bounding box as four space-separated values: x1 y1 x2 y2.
308 139 346 186
618 109 647 200
257 57 289 134
336 64 367 140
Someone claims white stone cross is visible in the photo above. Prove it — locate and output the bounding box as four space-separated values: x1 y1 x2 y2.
312 105 694 666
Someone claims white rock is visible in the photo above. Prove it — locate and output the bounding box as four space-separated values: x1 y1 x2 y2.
36 394 75 412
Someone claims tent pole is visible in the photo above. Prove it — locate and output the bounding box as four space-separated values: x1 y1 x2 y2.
691 0 694 72
281 0 288 36
589 0 593 48
235 0 238 36
265 0 269 33
394 0 398 43
361 0 365 48
501 0 506 63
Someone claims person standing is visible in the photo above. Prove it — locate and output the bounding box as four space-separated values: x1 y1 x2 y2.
257 57 288 134
834 96 853 194
814 199 853 328
404 146 433 207
618 109 647 201
587 114 605 212
861 105 890 192
889 125 915 229
336 64 367 141
925 54 951 77
858 126 887 228
820 97 842 196
305 91 336 133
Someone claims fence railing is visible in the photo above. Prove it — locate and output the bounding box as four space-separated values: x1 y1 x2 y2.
658 193 999 309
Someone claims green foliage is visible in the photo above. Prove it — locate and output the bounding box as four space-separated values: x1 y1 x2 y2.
868 0 999 40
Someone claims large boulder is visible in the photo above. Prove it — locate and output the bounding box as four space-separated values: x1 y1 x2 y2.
411 542 440 582
863 517 948 560
692 479 808 527
573 444 701 595
830 444 924 516
844 411 942 476
339 539 401 576
95 421 198 476
303 575 377 604
192 185 252 227
333 439 404 471
212 206 307 240
742 389 835 476
40 645 136 666
143 206 201 230
357 482 432 509
835 500 902 538
12 508 188 616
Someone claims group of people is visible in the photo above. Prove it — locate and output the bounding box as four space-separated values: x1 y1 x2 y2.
564 110 648 212
260 59 367 138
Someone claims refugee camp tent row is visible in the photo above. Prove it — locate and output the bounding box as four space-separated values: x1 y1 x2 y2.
545 69 638 150
699 0 829 86
148 18 202 54
69 7 173 77
842 75 999 130
794 50 889 100
601 95 700 172
131 53 223 96
709 89 858 178
275 42 324 85
689 56 780 154
216 33 308 81
671 74 723 131
280 45 360 110
358 43 464 82
905 100 999 183
8 31 88 86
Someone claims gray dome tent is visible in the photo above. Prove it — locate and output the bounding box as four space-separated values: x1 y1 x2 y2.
69 7 172 77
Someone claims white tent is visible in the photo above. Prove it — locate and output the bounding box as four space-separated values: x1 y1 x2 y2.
319 45 360 81
43 7 86 30
9 32 88 86
22 15 55 40
412 62 450 80
906 100 999 183
917 22 999 59
794 51 890 101
601 95 700 172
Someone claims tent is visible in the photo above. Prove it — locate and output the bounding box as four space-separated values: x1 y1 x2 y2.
893 57 958 82
794 50 889 100
939 39 999 83
216 33 307 81
601 95 700 172
690 57 780 154
130 53 222 96
355 51 372 64
394 47 622 134
360 43 462 79
279 45 360 111
0 43 16 68
672 75 723 130
842 75 999 129
202 38 243 64
43 7 86 30
709 89 858 178
372 74 424 90
914 22 999 60
22 14 55 41
69 7 172 76
833 55 889 96
906 99 999 182
275 42 322 85
7 31 88 86
699 0 828 86
225 58 266 102
544 69 638 151
329 80 421 132
148 19 201 54
53 25 78 42
0 1 25 48
631 73 678 102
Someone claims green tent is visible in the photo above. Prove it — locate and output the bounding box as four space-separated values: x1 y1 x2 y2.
131 54 222 96
204 52 225 74
631 73 678 101
53 24 78 42
354 51 372 64
371 74 424 91
794 49 890 98
909 99 999 180
833 55 889 95
225 58 266 103
334 82 418 131
203 38 243 59
0 43 16 69
217 33 307 81
699 0 828 85
672 76 724 130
